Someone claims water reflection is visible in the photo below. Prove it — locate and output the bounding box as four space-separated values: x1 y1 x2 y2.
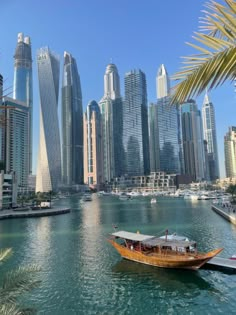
112 259 214 292
24 217 51 267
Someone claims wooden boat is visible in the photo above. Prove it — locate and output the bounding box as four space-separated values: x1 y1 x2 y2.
108 230 223 270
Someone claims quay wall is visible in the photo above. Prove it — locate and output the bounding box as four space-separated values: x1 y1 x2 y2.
0 208 70 220
211 204 236 225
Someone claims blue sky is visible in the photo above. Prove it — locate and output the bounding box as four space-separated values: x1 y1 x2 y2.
0 0 235 177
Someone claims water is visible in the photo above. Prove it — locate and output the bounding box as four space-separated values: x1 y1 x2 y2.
0 195 236 314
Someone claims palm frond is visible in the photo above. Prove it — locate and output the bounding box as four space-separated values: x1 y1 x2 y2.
0 265 41 305
171 0 236 104
0 248 13 263
0 304 22 315
171 46 236 104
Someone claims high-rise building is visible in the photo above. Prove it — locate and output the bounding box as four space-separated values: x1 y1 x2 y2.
156 64 170 99
0 74 3 98
84 100 103 189
13 33 33 174
36 47 61 192
149 97 183 174
99 64 124 182
181 100 207 181
1 97 29 189
224 126 236 178
202 91 219 180
123 69 150 176
61 51 83 186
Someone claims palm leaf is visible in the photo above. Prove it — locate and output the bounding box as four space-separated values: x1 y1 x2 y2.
0 249 12 263
171 0 236 104
0 265 41 305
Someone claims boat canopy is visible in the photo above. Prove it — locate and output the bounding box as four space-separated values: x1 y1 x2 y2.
111 231 154 242
142 237 196 248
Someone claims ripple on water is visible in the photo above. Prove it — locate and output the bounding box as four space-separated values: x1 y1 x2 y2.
1 196 236 314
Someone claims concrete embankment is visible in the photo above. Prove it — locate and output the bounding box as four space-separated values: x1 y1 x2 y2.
0 207 70 220
211 204 236 225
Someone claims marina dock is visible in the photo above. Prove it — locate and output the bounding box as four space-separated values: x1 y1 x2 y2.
211 204 236 225
0 207 70 220
206 257 236 271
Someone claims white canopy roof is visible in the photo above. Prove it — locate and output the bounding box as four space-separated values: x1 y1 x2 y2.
111 231 154 242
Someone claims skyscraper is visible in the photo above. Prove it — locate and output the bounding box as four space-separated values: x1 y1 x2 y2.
156 64 170 99
224 126 236 178
202 91 219 180
99 63 124 182
181 100 207 181
150 64 183 174
2 97 29 189
123 69 150 176
149 97 182 174
61 51 83 185
0 74 3 98
13 33 33 174
36 47 61 192
84 100 103 189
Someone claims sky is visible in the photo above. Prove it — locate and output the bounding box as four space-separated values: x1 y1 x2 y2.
0 0 235 178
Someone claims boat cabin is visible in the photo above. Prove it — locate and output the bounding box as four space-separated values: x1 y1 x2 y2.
111 231 197 255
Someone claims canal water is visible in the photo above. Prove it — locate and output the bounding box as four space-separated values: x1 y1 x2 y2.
0 195 236 314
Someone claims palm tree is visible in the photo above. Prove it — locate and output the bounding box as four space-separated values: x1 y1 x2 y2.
171 0 236 104
0 248 41 315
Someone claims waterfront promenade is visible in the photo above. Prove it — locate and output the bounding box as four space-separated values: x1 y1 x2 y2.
211 203 236 225
0 207 70 220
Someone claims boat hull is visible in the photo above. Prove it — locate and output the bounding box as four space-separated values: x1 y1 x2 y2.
108 240 223 270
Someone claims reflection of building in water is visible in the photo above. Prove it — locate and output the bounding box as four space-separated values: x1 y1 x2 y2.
25 217 51 266
80 196 102 277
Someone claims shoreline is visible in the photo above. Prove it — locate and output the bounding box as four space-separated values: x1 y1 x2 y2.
0 207 70 220
211 204 236 225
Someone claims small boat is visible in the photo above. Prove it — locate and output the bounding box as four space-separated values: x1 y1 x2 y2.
119 193 131 201
81 193 92 202
150 198 157 204
230 254 236 260
108 230 223 270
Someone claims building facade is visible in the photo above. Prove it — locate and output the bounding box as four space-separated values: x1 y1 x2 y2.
0 171 17 210
202 92 219 180
13 33 33 174
1 97 29 189
149 98 183 174
99 64 124 183
180 100 207 181
156 64 170 99
61 51 83 186
36 47 61 192
0 74 3 98
224 126 236 178
123 69 150 176
83 100 103 189
111 172 176 192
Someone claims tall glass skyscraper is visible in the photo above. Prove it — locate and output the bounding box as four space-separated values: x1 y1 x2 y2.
156 64 170 99
13 33 33 174
2 97 29 189
181 100 208 181
83 100 103 189
0 74 3 98
149 97 182 174
123 69 150 176
202 91 219 180
224 126 236 178
99 63 124 182
36 47 61 192
61 51 83 185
